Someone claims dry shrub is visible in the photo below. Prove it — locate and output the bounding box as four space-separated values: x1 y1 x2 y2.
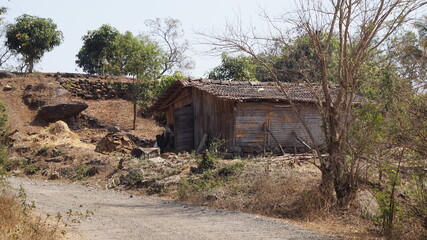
0 188 60 240
207 166 327 219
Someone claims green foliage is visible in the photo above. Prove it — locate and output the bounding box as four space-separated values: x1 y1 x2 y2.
375 164 403 235
35 146 49 156
5 14 63 73
216 162 245 177
197 153 217 173
74 165 98 180
24 164 40 175
409 170 427 229
76 24 120 75
208 52 258 81
178 161 245 201
155 71 185 97
118 33 165 79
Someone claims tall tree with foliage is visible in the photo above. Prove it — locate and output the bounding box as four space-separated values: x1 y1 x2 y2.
202 0 427 208
208 52 257 81
5 14 63 73
76 24 120 75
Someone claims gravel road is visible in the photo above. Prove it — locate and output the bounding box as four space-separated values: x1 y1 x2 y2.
7 177 336 240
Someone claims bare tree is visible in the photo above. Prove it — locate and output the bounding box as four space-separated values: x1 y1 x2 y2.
200 0 426 207
145 18 194 77
0 6 15 69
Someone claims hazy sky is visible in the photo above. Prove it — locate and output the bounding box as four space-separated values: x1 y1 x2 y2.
1 0 295 77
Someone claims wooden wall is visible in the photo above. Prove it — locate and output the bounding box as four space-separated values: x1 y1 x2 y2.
235 102 325 150
192 88 236 150
164 88 192 125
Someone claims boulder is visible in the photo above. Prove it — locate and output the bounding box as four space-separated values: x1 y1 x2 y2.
23 83 72 109
3 85 14 91
38 101 88 121
131 147 160 159
108 126 121 133
0 71 13 78
353 189 380 219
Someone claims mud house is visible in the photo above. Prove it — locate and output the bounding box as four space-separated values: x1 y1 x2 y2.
150 78 328 153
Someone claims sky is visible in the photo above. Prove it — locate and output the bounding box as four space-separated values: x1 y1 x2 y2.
1 0 295 78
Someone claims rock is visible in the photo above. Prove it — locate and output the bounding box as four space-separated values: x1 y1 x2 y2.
119 168 144 186
354 189 380 219
161 152 178 160
3 85 14 91
131 147 160 159
154 175 181 188
0 71 13 78
85 166 99 177
45 156 64 163
48 172 60 180
108 126 121 133
95 132 137 154
38 101 88 121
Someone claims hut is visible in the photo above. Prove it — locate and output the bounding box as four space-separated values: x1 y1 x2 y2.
149 78 328 153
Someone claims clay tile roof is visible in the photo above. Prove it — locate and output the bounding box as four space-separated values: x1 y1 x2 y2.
150 78 363 111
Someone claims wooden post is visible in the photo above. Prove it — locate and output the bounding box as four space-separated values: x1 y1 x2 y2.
265 126 285 155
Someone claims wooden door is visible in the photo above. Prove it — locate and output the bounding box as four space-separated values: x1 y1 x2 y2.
173 105 194 151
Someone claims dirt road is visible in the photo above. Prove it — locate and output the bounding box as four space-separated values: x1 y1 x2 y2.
7 177 336 240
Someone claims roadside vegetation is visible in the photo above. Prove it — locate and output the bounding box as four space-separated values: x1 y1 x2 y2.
0 100 63 240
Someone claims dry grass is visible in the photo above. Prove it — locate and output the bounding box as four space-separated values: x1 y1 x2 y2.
0 183 62 240
83 99 163 139
27 121 95 150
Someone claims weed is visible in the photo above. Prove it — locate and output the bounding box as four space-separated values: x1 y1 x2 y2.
52 148 63 157
207 138 227 157
196 152 217 173
65 209 94 223
36 146 50 156
216 162 245 177
24 164 41 175
75 165 98 180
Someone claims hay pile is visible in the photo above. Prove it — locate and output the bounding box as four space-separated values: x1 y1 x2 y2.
30 121 94 149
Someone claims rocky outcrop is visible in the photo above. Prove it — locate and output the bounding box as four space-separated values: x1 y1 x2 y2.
38 102 88 121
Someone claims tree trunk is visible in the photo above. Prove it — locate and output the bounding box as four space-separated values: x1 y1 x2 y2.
133 103 137 130
320 138 357 208
27 58 34 73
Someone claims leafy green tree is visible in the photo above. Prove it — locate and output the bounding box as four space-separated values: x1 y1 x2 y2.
76 24 120 75
208 52 257 81
5 14 63 73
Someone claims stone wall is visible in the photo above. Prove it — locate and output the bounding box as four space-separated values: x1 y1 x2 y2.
58 78 132 100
